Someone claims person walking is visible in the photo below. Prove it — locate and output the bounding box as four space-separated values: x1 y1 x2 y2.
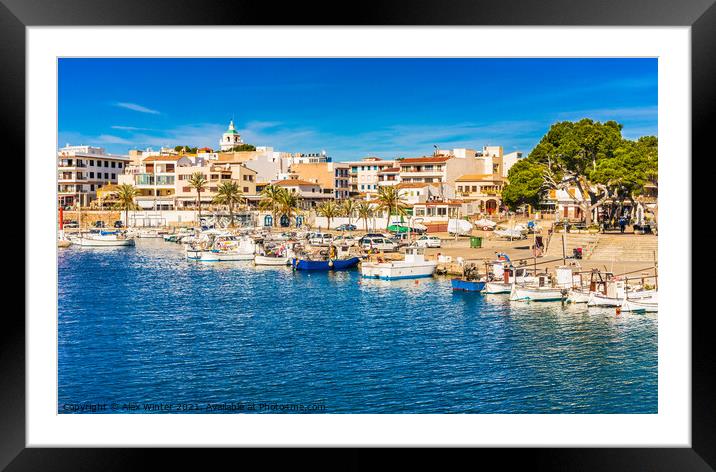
618 216 626 234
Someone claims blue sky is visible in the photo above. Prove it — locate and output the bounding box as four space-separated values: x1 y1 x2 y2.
58 58 657 161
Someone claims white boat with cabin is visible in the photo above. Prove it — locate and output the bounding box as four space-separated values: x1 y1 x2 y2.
483 258 538 294
71 230 135 247
510 273 567 302
360 246 437 280
186 234 256 261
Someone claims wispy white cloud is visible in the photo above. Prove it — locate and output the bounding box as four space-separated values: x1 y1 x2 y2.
556 106 658 121
114 102 161 115
110 125 154 131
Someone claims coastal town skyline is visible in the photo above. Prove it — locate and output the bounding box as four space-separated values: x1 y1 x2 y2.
58 58 658 160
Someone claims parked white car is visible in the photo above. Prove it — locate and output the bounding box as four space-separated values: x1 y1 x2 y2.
309 233 333 246
333 235 358 247
360 236 399 252
415 235 442 248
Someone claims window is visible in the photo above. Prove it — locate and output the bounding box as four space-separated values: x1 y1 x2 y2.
111 173 116 179
104 173 109 179
243 187 249 192
103 161 107 167
118 162 122 168
89 160 94 166
111 162 116 168
89 172 94 178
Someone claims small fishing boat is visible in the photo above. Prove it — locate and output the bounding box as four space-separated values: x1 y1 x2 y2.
254 255 291 266
621 295 658 313
566 290 591 303
361 246 437 280
451 263 486 292
483 255 537 294
510 274 567 302
451 278 486 292
292 257 361 271
71 230 135 247
186 234 256 262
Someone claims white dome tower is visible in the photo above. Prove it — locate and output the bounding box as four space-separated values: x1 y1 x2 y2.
220 120 244 151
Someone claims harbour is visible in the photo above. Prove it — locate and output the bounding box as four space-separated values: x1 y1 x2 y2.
58 236 658 414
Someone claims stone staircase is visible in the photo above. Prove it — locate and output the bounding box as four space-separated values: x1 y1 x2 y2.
588 234 658 262
544 232 600 259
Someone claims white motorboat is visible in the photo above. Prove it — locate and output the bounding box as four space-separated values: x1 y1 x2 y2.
493 228 526 240
360 246 437 280
483 258 538 294
510 285 567 302
621 296 658 313
71 231 135 247
566 289 591 303
186 234 256 261
254 255 291 266
510 274 567 302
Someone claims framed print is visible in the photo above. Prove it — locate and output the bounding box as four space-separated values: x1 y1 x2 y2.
6 0 714 469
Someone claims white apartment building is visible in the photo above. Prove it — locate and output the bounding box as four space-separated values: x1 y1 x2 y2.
58 144 130 208
283 151 332 165
346 157 397 195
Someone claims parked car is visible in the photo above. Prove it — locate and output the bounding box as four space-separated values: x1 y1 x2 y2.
415 235 442 248
359 236 399 252
113 220 124 228
309 233 333 246
93 221 106 228
63 220 79 228
360 233 388 241
335 224 357 231
333 235 358 247
391 233 412 245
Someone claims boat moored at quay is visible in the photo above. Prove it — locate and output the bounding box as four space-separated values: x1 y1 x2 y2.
70 230 136 247
361 246 437 280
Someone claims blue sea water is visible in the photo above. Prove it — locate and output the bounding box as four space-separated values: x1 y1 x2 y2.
58 240 657 414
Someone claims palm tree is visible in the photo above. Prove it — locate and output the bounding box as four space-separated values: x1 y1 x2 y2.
356 200 373 232
113 183 139 228
375 185 408 229
316 200 340 230
188 172 208 224
259 184 284 227
341 198 356 226
212 181 244 227
276 188 301 227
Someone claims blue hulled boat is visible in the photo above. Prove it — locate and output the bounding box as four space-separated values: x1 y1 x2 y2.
451 278 486 292
292 257 361 271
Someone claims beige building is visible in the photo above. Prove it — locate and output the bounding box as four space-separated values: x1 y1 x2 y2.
118 155 190 210
118 153 257 210
454 173 506 215
272 179 333 209
175 163 257 208
288 162 351 199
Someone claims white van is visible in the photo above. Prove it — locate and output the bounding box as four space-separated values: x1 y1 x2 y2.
309 233 333 246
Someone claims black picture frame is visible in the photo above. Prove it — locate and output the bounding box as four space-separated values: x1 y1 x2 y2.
4 0 712 469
